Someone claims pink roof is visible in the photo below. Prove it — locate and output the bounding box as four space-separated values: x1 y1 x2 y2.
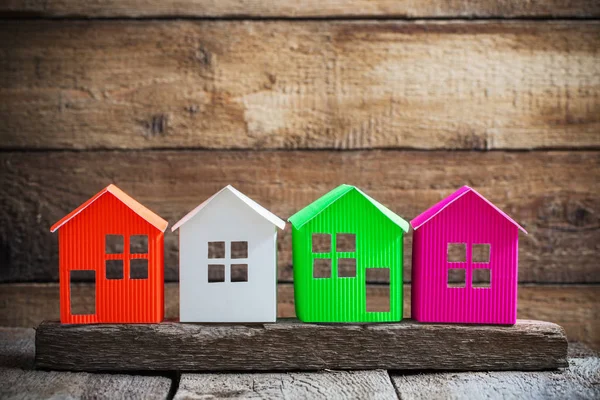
411 186 527 234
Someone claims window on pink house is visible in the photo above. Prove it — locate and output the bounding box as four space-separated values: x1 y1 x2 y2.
448 268 466 288
472 244 491 263
447 243 466 262
473 268 491 288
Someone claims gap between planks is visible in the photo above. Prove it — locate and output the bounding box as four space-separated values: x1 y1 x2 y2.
0 0 599 19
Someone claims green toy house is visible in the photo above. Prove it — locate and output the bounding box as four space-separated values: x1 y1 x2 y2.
288 184 409 323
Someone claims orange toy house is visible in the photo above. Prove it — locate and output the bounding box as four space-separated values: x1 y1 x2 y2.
50 184 168 324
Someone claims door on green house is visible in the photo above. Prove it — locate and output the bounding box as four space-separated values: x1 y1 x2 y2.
366 267 390 313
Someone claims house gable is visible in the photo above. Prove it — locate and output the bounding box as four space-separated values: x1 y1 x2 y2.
289 184 409 233
172 185 285 232
51 184 168 233
178 188 278 237
411 186 526 234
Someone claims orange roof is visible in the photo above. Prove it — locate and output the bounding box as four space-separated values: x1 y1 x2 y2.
50 184 168 233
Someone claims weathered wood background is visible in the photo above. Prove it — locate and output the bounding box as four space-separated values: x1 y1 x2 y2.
0 1 598 349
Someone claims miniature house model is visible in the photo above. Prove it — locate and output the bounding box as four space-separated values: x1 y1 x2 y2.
50 184 168 324
288 184 409 323
172 185 285 323
411 186 527 325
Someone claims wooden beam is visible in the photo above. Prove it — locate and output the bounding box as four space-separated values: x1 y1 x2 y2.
1 0 598 18
1 21 599 150
2 283 598 349
1 150 598 283
175 370 399 399
0 328 173 400
35 319 568 372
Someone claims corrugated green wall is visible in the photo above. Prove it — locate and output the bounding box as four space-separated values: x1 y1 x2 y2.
292 190 403 322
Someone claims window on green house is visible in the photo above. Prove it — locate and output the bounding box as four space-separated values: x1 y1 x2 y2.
336 234 356 252
338 258 356 278
312 233 357 279
313 258 332 278
312 234 331 253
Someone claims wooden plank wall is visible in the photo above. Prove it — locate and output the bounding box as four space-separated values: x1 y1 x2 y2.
0 2 598 348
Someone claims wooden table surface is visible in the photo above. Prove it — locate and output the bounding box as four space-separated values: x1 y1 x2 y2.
2 327 598 399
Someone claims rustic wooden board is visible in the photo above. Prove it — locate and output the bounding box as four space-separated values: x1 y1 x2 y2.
1 0 598 18
1 21 599 151
175 370 398 400
4 283 599 349
0 327 173 400
0 327 35 369
0 369 172 400
1 150 598 283
34 319 567 372
391 356 600 399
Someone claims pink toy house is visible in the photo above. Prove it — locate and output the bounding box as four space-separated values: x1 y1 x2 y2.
410 186 527 325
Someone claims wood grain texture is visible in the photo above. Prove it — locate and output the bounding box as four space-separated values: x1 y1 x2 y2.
0 328 35 370
391 357 600 400
1 0 598 18
0 329 173 400
34 319 568 372
175 370 398 400
1 151 598 283
1 21 599 151
0 369 172 400
1 283 598 349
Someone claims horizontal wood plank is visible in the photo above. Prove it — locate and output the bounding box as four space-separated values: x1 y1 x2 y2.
0 328 35 369
176 370 398 400
1 21 599 150
35 319 568 372
391 356 600 399
0 365 173 399
1 283 598 350
1 151 598 283
0 329 172 400
1 0 598 18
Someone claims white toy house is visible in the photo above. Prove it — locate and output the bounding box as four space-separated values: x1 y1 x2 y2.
172 185 285 322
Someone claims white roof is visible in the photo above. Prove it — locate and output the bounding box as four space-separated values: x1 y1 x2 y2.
171 185 286 231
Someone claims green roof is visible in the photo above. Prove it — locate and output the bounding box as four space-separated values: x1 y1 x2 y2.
288 184 410 232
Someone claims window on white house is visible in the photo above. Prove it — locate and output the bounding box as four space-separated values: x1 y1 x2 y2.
208 241 226 259
231 264 248 282
208 264 225 283
207 241 249 283
231 241 248 259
